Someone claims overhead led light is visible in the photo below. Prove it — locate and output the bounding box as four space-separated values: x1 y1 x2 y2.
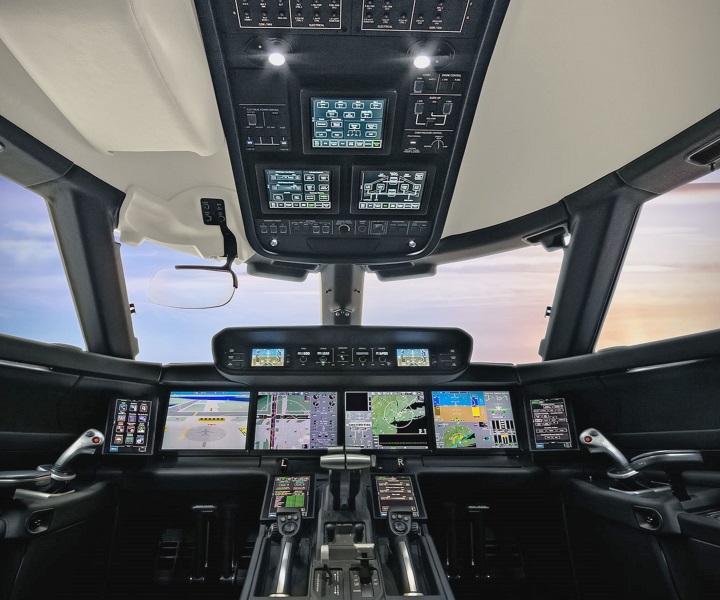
413 54 432 69
268 51 286 66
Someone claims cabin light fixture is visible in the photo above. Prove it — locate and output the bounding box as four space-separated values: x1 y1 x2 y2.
268 51 286 66
407 41 454 70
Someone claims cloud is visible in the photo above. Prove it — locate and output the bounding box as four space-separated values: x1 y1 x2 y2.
0 239 65 264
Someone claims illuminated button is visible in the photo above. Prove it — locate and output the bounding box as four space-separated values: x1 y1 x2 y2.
92 436 100 444
583 436 593 443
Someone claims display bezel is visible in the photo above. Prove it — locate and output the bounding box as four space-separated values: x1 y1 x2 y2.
262 474 316 520
252 390 340 452
371 473 427 519
158 390 253 455
300 90 397 156
255 164 341 215
524 397 579 452
103 397 158 456
351 165 436 216
344 390 431 452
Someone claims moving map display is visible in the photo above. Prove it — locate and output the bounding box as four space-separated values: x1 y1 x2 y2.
254 391 338 450
161 391 250 451
345 391 428 450
432 391 518 449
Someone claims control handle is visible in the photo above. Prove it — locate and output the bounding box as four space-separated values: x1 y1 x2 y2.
50 429 105 479
270 507 302 598
629 450 703 472
579 428 637 479
388 509 423 597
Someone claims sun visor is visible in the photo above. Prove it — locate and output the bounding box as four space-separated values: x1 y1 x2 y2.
119 186 255 264
0 0 223 156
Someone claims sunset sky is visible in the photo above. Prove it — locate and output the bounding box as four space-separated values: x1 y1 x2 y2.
1 171 718 365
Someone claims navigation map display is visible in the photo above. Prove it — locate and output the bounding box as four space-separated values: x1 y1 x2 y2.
373 475 423 517
310 97 386 149
432 391 519 449
529 398 576 450
345 391 428 450
396 348 430 367
161 391 250 451
254 392 338 450
358 170 427 211
265 169 332 210
268 476 312 518
251 348 285 367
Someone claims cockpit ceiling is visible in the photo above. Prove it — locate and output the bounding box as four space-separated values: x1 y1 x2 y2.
0 0 719 249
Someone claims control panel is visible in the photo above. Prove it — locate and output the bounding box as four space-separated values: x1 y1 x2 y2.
235 0 344 29
359 0 480 34
201 0 504 262
212 326 471 379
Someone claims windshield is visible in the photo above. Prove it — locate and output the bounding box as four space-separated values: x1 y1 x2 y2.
121 239 562 364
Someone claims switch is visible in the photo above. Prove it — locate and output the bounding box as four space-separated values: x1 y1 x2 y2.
413 79 424 93
247 112 258 126
442 101 453 115
414 101 424 115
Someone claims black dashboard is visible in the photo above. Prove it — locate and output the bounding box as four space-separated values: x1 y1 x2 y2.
101 326 577 459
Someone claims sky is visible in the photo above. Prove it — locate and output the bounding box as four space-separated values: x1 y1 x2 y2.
1 172 719 364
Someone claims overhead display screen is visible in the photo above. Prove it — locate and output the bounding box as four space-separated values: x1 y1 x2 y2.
396 348 430 367
311 97 386 149
254 392 338 450
345 391 428 450
265 169 332 210
268 476 312 518
358 170 427 210
106 398 157 455
161 391 250 451
432 391 518 449
251 348 285 367
529 398 575 450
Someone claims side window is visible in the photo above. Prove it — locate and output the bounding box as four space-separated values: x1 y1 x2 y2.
0 176 85 348
596 171 720 350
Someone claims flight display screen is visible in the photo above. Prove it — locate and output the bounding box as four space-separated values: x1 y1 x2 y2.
161 391 250 451
268 476 312 517
345 391 428 450
358 170 427 211
265 169 332 210
432 391 519 449
251 348 285 367
254 392 338 450
310 97 386 149
105 398 157 455
396 348 430 367
374 475 422 517
529 398 575 450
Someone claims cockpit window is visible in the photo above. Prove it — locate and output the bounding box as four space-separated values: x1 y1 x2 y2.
120 242 321 363
596 170 720 350
363 244 564 364
0 176 85 348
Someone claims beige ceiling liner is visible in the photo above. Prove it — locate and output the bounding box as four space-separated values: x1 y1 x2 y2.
0 0 223 156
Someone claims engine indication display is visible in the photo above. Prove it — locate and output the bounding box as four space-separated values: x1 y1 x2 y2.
251 348 285 367
268 476 312 518
345 391 428 450
310 97 386 149
255 391 338 450
432 391 518 449
396 348 430 367
358 170 427 210
266 169 332 210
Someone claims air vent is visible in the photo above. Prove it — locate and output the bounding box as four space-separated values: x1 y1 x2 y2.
686 136 720 167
